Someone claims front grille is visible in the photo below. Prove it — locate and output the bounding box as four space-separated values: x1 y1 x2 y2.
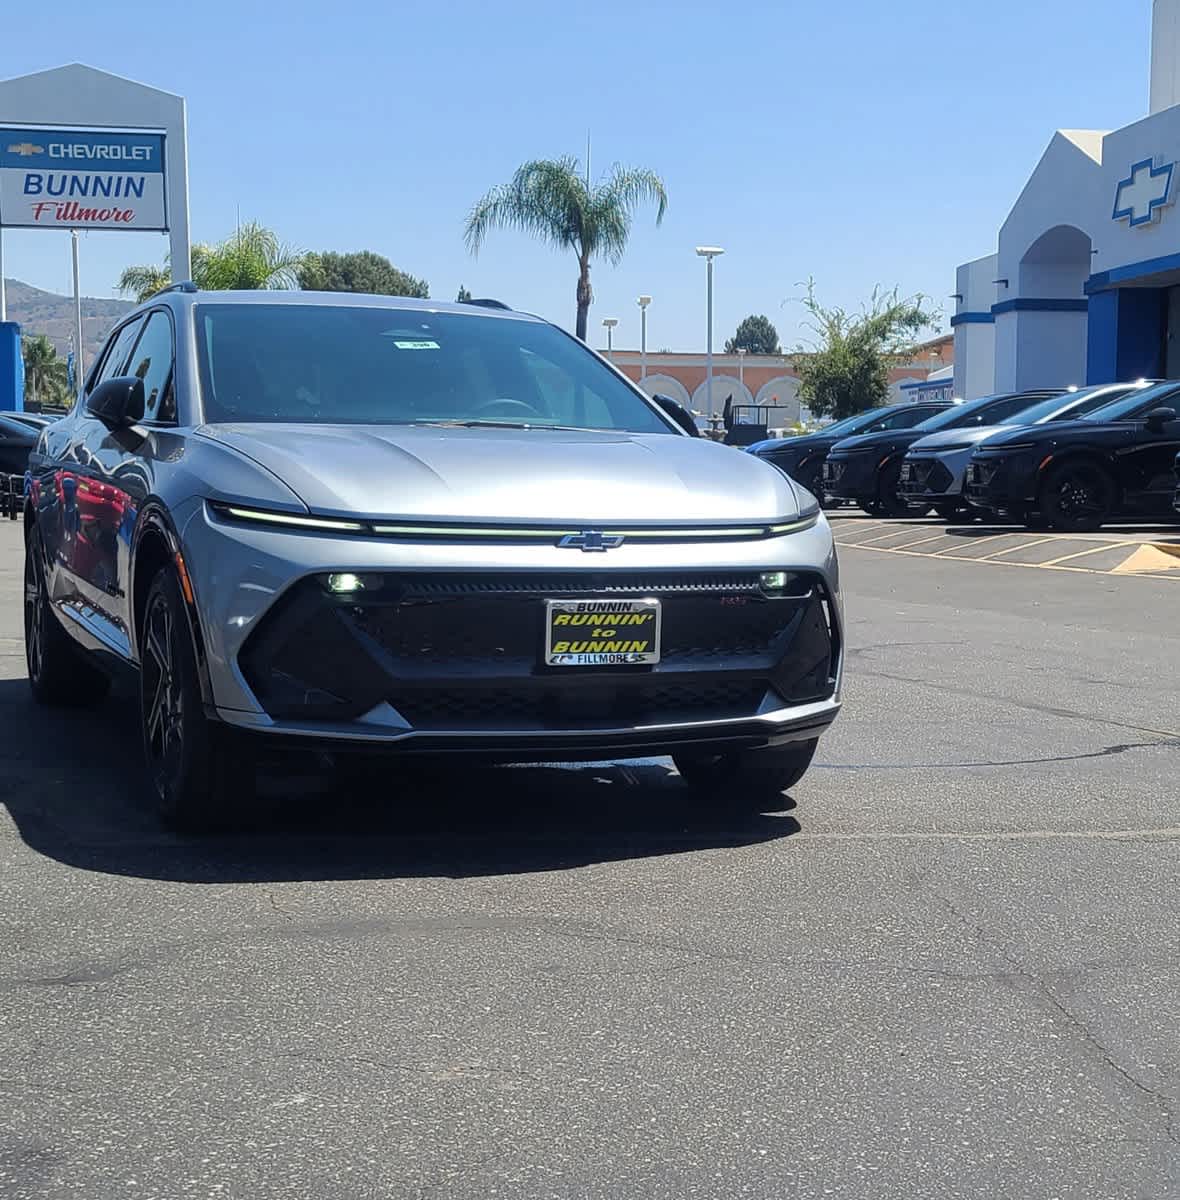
968 461 998 487
899 459 953 495
822 462 845 483
239 571 839 731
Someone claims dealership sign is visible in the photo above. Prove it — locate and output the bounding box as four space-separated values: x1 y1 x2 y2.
0 126 166 231
1112 157 1175 228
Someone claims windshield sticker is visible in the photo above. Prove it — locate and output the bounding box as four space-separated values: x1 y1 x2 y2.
392 339 440 351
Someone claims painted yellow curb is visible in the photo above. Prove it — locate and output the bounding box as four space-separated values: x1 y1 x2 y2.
1113 544 1180 573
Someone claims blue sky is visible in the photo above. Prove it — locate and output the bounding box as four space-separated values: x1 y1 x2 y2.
0 0 1152 351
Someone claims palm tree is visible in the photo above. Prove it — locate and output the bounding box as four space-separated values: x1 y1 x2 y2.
117 221 304 301
21 334 69 408
464 157 667 340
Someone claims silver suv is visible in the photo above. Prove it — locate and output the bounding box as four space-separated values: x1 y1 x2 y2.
24 289 843 827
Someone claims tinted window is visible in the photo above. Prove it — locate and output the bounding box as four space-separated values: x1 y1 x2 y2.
1083 381 1180 422
870 405 946 432
917 394 1052 433
93 319 145 389
195 304 675 433
125 311 176 422
819 409 890 437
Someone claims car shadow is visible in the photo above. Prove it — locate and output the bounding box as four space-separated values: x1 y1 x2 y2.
0 677 801 884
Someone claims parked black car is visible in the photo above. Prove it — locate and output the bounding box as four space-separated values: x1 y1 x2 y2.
965 381 1180 530
747 401 953 501
822 390 1061 517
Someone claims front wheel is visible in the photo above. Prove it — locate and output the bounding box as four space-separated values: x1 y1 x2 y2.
140 567 255 831
1039 462 1114 532
674 739 818 809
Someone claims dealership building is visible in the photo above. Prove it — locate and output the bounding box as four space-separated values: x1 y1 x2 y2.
954 0 1180 397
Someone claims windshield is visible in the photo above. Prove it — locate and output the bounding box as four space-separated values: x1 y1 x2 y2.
1081 380 1180 423
998 386 1135 426
194 304 676 433
819 408 890 437
915 393 1045 433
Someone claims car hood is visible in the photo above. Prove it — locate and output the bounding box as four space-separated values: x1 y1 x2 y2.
829 428 928 454
908 425 1007 452
197 423 804 522
980 418 1115 449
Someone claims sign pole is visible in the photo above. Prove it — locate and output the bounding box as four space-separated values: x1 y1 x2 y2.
71 230 83 404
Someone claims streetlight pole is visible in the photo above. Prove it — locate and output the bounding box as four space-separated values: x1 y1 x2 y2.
695 246 724 429
602 317 618 360
737 347 746 392
637 295 651 382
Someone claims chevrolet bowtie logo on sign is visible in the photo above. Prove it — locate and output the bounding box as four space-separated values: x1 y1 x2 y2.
1113 157 1176 227
6 143 44 157
558 530 625 552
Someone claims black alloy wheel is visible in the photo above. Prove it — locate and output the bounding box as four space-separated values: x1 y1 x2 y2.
140 568 255 830
1040 462 1115 532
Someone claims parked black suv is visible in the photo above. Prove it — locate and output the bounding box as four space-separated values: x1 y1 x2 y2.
747 401 953 501
965 381 1180 530
822 390 1060 517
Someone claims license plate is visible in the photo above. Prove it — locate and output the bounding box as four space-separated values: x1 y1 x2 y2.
544 598 661 667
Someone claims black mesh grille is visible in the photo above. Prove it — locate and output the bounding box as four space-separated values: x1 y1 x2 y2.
239 571 839 729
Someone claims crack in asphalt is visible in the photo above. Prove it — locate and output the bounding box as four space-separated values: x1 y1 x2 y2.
932 891 1180 1148
817 739 1176 770
856 666 1180 740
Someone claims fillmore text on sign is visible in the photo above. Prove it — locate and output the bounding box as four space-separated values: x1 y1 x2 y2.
0 127 167 231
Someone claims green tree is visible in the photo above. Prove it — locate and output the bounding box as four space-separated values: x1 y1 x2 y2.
725 314 781 355
21 334 69 408
791 281 939 421
297 250 428 297
464 157 667 340
117 221 304 301
456 284 472 303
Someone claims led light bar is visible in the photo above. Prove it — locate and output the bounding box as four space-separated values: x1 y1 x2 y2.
214 504 367 533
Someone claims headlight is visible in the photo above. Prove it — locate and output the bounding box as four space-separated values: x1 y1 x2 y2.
210 502 366 533
928 442 975 453
988 442 1036 451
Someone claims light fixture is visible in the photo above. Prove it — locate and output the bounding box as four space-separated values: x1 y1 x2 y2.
326 572 367 594
760 570 789 592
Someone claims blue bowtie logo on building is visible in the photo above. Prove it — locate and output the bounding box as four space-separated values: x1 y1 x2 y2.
1112 158 1176 227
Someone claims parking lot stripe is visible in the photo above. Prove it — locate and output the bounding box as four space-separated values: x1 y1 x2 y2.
1039 542 1128 567
931 533 1012 556
886 532 961 551
978 536 1064 560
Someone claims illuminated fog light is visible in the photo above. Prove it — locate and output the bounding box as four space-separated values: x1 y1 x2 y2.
326 572 366 594
760 571 789 592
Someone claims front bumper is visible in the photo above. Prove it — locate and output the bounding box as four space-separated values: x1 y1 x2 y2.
964 455 1037 513
179 505 844 755
897 451 970 502
821 454 880 501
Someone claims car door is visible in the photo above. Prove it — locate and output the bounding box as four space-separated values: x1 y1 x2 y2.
1111 395 1180 515
70 308 178 654
53 314 148 655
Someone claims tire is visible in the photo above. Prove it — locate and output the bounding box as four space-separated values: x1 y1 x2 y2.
674 739 818 808
875 461 916 518
24 525 110 706
1039 461 1115 533
140 567 255 831
933 501 974 524
859 501 883 517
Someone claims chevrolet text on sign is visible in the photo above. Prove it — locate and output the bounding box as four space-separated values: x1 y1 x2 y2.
0 127 166 231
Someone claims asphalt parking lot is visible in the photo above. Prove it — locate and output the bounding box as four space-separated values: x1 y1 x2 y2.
1 517 1178 1200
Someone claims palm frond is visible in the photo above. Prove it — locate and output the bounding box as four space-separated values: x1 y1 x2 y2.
116 264 172 302
465 157 588 255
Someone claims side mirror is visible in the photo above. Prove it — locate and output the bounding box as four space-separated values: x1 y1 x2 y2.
86 376 145 428
652 394 700 437
1145 406 1177 432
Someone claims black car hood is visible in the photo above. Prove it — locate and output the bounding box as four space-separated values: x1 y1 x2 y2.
981 418 1128 448
829 428 929 455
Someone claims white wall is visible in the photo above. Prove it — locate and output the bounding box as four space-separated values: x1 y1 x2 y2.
952 254 997 399
1152 0 1180 115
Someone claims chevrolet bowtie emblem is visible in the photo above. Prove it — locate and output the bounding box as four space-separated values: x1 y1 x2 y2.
7 143 44 157
1113 157 1176 227
559 530 625 552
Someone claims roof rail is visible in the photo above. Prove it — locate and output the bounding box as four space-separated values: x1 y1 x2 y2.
148 280 199 299
461 297 511 310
